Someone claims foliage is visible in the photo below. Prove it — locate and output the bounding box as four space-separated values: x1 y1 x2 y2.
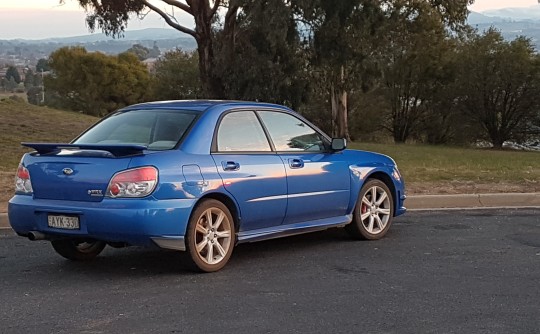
454 29 540 147
36 58 51 72
69 0 233 98
152 49 202 100
5 77 18 92
381 3 456 143
214 0 308 108
27 86 43 105
48 0 540 148
124 43 160 60
5 66 21 84
45 47 151 116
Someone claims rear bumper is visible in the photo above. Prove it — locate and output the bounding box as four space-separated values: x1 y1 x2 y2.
8 195 196 248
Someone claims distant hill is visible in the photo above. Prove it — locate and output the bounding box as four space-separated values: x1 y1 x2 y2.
0 28 197 64
468 7 540 48
8 28 188 45
482 7 540 21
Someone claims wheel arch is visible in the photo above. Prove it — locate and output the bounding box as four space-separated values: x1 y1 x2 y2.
194 192 241 230
364 171 397 216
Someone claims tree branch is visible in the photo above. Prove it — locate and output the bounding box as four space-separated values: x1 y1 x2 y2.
209 0 222 19
142 0 197 38
161 0 193 15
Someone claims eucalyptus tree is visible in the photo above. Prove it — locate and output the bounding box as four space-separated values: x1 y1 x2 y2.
455 29 540 147
65 0 243 98
381 2 463 143
297 0 472 141
46 47 151 116
152 49 202 100
213 0 307 108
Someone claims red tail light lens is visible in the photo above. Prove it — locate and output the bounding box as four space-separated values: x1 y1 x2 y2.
106 167 158 198
15 165 33 194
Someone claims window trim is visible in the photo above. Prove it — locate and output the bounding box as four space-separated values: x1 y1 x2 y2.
211 109 274 154
211 107 334 155
255 109 333 154
71 108 201 151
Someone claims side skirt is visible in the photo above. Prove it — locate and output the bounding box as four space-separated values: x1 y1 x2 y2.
237 214 353 244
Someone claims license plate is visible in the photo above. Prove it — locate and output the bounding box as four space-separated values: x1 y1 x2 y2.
47 215 80 230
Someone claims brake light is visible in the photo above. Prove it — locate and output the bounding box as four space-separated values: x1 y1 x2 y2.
15 165 33 194
106 167 158 198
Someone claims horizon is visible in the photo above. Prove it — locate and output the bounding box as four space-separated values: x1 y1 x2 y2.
0 1 539 40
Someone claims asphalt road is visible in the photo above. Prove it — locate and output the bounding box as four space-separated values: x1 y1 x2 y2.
1 209 539 334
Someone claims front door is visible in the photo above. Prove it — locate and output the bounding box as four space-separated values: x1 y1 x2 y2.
257 110 350 225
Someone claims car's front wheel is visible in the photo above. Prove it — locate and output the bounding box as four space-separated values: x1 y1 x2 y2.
51 240 106 261
346 179 394 240
185 199 235 272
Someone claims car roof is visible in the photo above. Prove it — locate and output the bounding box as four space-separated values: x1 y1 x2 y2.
121 100 292 113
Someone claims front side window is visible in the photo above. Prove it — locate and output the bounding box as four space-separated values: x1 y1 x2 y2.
216 111 271 152
258 111 327 152
74 109 197 150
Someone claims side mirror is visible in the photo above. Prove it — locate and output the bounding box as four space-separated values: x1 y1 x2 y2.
331 138 347 151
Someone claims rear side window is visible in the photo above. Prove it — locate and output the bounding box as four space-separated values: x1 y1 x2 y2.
216 111 271 152
74 109 197 150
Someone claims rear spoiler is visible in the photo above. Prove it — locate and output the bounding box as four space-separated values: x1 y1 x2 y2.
22 143 147 157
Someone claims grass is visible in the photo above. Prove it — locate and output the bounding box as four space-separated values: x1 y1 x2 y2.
0 99 98 211
0 99 538 212
352 142 540 194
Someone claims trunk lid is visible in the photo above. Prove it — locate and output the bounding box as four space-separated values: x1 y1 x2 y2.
22 143 142 202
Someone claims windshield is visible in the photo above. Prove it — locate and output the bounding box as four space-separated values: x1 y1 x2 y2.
74 109 198 150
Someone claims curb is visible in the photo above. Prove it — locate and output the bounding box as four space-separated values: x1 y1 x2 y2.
0 213 9 230
406 193 540 211
1 193 539 230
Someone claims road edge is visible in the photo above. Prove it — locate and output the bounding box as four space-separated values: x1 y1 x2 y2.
1 192 540 229
406 192 540 211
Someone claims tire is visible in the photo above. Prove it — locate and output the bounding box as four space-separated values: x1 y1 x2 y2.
345 179 394 240
51 240 106 261
185 199 235 272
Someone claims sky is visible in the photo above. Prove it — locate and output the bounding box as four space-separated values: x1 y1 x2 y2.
0 0 539 39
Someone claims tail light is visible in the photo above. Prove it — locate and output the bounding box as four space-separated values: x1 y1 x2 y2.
106 166 158 198
15 165 33 194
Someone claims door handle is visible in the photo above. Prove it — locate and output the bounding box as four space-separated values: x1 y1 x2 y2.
222 161 240 171
289 158 304 169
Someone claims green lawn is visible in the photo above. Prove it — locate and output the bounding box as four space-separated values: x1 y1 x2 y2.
352 142 540 193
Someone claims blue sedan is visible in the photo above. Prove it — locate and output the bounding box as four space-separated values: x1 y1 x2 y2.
9 101 406 272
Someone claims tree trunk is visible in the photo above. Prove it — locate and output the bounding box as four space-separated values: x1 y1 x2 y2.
192 2 224 99
330 66 350 141
331 86 350 140
330 85 338 137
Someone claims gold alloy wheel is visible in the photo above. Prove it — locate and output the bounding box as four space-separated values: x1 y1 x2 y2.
359 185 392 235
194 207 233 265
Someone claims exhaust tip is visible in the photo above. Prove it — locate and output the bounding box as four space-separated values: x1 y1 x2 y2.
28 231 46 241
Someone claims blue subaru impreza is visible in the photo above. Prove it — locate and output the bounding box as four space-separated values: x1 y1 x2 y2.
9 101 406 272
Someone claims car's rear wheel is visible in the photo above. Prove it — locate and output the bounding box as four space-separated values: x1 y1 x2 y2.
185 199 235 272
346 179 394 240
51 240 106 261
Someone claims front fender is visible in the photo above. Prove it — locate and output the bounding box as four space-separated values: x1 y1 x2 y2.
346 163 406 217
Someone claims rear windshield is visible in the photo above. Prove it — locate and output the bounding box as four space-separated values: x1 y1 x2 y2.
74 109 198 150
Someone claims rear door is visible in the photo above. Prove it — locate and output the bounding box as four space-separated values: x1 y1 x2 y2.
211 110 287 231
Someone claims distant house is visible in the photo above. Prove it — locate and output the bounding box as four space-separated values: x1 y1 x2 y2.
142 58 158 72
